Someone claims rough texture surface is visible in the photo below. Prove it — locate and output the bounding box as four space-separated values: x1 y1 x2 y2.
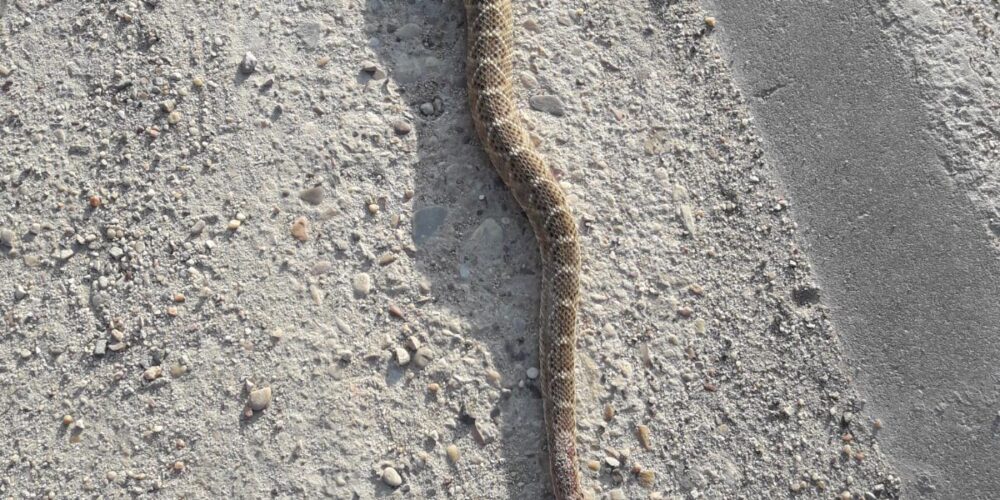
883 0 1000 246
4 0 991 498
705 1 1000 497
464 1 582 498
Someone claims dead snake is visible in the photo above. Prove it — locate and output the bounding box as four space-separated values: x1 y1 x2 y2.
463 1 583 498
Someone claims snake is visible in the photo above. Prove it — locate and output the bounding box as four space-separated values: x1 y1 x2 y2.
463 1 583 498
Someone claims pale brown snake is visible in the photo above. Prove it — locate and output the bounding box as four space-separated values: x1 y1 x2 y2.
463 1 583 498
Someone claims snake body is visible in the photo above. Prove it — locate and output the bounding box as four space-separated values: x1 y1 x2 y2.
463 1 583 498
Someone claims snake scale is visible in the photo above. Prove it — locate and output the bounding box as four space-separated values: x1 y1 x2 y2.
463 1 583 498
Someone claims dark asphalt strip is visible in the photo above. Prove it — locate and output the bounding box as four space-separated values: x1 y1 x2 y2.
704 0 1000 497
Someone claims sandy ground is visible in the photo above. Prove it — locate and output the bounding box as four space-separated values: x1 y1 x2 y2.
0 0 994 498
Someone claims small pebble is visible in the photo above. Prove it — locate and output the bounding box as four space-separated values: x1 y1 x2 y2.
636 424 652 450
526 367 539 379
169 363 188 377
393 120 412 135
62 415 74 426
317 55 331 67
311 261 333 275
167 111 182 125
240 51 258 74
142 366 163 381
299 186 324 205
446 444 460 463
0 228 15 247
705 16 717 28
227 219 241 230
172 461 185 472
381 467 402 487
388 304 404 319
248 386 272 411
679 204 697 237
290 217 309 241
520 72 539 88
603 403 615 421
413 346 434 368
361 61 387 79
529 95 566 116
89 195 102 208
395 347 411 366
352 273 372 297
693 318 707 334
638 469 656 488
473 419 498 445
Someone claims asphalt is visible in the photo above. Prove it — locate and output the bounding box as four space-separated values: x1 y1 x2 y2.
704 0 1000 497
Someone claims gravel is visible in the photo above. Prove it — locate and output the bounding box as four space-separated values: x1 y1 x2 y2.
239 51 257 74
248 387 272 411
298 186 325 205
528 94 566 116
380 467 402 487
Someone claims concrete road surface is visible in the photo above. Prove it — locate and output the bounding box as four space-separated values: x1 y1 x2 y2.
706 0 1000 497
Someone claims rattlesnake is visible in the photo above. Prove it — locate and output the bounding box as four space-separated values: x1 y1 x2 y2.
463 1 583 498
